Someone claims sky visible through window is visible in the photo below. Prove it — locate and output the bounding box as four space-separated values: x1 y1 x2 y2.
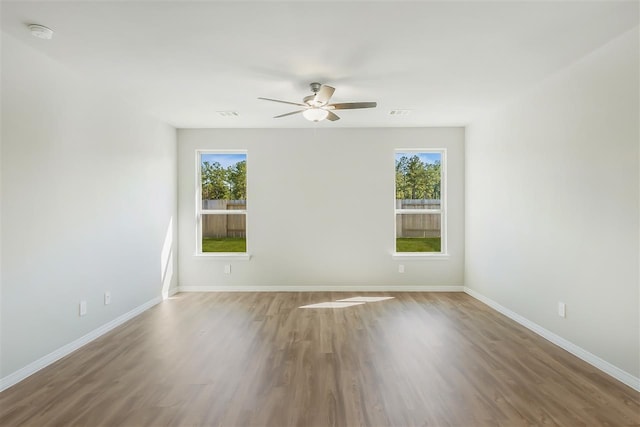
396 152 441 164
202 153 246 168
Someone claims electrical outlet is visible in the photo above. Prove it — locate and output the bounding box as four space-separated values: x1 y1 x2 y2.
224 264 231 274
79 300 87 316
398 264 405 273
104 292 111 305
558 302 566 318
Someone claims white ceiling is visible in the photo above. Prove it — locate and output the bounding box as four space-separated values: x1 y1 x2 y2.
2 1 638 128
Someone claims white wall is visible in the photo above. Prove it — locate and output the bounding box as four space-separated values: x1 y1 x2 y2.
466 27 639 379
178 128 464 289
1 34 178 378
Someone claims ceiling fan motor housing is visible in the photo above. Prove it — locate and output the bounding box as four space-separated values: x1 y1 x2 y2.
304 82 328 107
303 94 320 106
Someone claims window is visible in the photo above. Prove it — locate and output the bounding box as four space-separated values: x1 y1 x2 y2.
197 151 247 254
395 150 445 254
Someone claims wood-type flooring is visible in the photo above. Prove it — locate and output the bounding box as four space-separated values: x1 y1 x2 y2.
1 292 638 426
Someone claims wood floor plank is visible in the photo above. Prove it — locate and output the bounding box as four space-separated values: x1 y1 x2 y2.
1 292 638 426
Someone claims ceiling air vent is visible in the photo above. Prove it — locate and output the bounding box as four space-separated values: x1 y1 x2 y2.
389 109 411 116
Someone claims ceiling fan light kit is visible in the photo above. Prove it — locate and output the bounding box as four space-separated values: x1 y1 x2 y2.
259 82 377 122
302 108 329 122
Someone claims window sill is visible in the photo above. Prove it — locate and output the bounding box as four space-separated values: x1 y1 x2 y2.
392 253 449 260
194 253 252 261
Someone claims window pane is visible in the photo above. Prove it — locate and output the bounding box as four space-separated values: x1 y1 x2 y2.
201 153 247 210
396 213 441 253
202 213 246 252
395 152 441 205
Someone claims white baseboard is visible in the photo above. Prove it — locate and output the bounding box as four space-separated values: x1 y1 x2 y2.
178 285 464 292
464 287 640 392
0 295 164 393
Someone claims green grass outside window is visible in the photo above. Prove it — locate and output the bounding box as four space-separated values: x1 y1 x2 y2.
396 237 441 253
202 237 246 253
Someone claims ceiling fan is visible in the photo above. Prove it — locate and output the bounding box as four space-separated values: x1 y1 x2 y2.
258 82 377 122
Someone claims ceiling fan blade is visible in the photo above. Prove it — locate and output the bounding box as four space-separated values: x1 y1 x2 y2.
313 85 335 105
328 102 377 110
273 110 306 118
258 97 307 107
326 111 340 121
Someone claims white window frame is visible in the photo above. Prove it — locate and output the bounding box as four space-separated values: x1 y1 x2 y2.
393 148 448 258
195 150 250 259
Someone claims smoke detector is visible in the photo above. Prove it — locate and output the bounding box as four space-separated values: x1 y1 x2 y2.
28 24 54 40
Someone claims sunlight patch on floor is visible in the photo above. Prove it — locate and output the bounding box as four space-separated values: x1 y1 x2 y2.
336 296 395 303
299 302 366 309
299 296 394 309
